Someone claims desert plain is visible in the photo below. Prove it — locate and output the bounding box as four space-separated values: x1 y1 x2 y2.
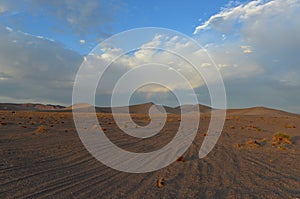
0 103 299 198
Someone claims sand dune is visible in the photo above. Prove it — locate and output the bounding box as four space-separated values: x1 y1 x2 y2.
63 102 212 115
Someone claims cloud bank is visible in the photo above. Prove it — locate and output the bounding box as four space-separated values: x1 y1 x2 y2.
193 0 300 113
0 24 82 105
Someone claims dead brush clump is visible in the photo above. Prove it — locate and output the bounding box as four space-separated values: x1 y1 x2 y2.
246 139 261 148
34 125 47 134
245 138 267 148
272 132 292 145
157 178 165 188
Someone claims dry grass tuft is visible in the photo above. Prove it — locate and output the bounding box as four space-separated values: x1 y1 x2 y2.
246 139 261 148
272 132 292 145
157 178 165 188
34 125 47 134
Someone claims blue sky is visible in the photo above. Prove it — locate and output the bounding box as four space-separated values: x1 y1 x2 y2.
0 0 300 113
0 0 250 54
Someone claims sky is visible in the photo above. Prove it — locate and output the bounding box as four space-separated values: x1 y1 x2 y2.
0 0 299 113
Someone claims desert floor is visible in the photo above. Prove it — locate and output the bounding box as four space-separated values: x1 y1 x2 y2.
0 110 299 198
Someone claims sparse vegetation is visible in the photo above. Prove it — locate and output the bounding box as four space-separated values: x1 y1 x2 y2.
246 139 261 148
34 125 47 134
272 132 292 145
237 138 267 149
157 178 165 188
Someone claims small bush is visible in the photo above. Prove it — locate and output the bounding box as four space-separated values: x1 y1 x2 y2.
246 139 260 148
157 178 165 188
34 125 47 134
272 132 292 145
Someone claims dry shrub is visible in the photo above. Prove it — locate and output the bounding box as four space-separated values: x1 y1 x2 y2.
34 125 47 134
272 132 292 145
157 178 165 188
246 139 261 148
234 143 243 149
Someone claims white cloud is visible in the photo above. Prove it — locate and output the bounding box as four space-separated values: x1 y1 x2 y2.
240 45 253 54
194 0 300 112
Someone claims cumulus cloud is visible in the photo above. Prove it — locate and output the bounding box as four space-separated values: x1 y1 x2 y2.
194 0 300 112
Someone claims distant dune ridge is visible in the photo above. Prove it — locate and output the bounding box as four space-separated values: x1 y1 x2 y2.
0 102 298 116
0 103 65 111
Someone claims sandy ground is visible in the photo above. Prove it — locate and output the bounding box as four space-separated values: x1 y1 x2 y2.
0 109 299 198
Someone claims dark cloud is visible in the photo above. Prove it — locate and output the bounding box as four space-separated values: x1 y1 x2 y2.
0 25 82 104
